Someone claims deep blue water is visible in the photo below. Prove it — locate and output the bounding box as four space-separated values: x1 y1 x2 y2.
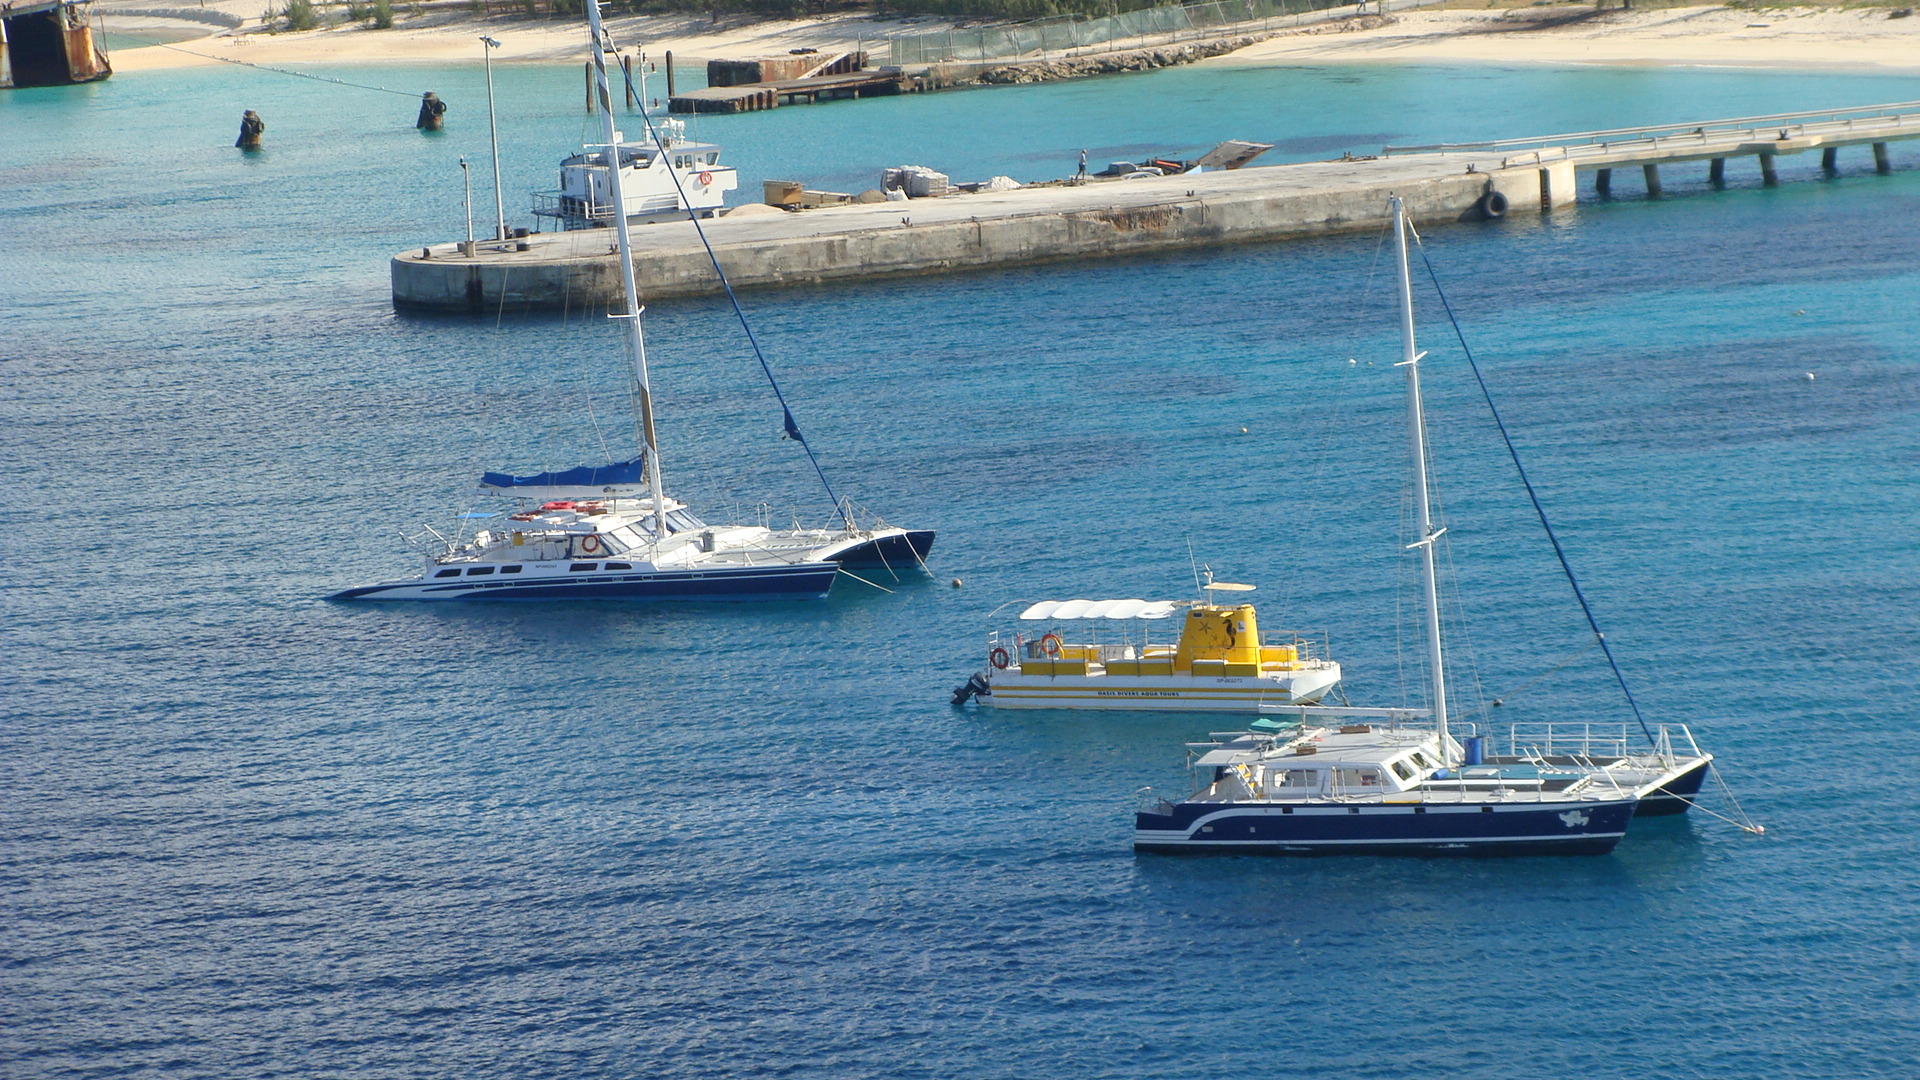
4 54 1920 1080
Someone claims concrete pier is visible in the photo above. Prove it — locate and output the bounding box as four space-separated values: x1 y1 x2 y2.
393 100 1920 312
394 153 1533 311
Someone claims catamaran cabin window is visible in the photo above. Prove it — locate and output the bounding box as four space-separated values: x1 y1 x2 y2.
1335 768 1382 788
434 568 461 578
569 563 598 572
1389 760 1414 781
500 566 522 574
1275 769 1319 789
1411 752 1436 768
467 566 494 576
604 562 632 570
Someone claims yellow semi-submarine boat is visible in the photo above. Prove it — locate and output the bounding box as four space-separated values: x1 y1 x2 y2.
953 590 1342 712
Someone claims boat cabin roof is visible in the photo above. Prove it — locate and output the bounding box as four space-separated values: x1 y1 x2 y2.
1017 598 1183 621
1191 726 1441 770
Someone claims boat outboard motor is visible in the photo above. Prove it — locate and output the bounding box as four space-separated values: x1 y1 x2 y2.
950 672 991 706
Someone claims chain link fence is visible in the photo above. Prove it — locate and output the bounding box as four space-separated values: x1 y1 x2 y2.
886 0 1437 65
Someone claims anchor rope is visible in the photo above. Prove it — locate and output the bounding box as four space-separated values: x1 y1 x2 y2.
110 31 423 97
608 34 852 532
1407 224 1658 747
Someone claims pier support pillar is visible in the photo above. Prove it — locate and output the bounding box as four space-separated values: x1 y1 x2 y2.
1642 163 1663 198
1595 168 1612 197
1760 152 1779 186
1821 146 1838 173
1874 141 1892 174
1709 158 1725 186
1539 160 1577 209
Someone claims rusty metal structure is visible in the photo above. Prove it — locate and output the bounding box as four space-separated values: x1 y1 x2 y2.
1 0 111 89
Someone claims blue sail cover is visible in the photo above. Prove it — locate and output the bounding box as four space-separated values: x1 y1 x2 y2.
479 456 647 491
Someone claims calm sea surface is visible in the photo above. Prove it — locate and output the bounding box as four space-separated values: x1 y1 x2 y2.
4 52 1919 1080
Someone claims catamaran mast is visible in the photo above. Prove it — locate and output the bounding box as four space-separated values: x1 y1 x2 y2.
585 0 669 544
1391 196 1453 763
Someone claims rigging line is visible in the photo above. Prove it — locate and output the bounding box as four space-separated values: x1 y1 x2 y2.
609 39 852 532
1408 226 1657 746
109 33 424 97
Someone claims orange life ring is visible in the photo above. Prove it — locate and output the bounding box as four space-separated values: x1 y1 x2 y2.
580 534 603 554
1039 633 1062 658
990 647 1010 670
698 170 714 185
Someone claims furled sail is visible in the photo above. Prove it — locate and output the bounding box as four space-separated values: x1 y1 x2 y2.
477 456 649 498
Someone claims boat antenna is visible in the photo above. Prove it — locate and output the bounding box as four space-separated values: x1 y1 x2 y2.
611 48 855 534
1408 223 1658 746
1391 196 1453 765
584 0 669 543
1186 536 1204 598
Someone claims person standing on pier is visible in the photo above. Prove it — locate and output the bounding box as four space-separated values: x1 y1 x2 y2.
1078 148 1087 182
417 92 448 131
235 110 264 151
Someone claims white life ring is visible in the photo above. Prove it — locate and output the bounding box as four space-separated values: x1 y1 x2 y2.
580 534 603 554
698 170 714 186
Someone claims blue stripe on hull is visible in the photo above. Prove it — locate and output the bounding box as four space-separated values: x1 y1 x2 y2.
1135 800 1636 855
831 530 936 569
330 563 838 602
1634 760 1711 816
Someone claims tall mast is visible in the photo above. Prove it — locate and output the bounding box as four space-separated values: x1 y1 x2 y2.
1391 196 1452 762
584 0 669 544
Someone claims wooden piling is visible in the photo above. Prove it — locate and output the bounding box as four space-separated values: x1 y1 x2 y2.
1759 152 1779 186
1595 167 1611 196
1709 158 1725 186
1642 163 1662 198
1874 141 1892 174
585 62 593 113
665 51 675 98
623 55 635 108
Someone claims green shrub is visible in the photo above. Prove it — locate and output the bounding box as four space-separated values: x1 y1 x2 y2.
372 0 394 26
281 0 318 30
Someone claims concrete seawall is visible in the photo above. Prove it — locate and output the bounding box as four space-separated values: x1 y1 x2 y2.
392 152 1542 312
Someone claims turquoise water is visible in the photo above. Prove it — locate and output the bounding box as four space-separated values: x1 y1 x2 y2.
5 56 1920 1079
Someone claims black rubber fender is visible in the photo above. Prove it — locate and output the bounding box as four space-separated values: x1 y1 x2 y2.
1478 189 1509 220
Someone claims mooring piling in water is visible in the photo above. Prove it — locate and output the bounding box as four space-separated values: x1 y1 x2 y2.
1642 163 1662 197
1595 168 1611 196
1709 157 1726 185
1760 152 1779 186
1875 141 1893 173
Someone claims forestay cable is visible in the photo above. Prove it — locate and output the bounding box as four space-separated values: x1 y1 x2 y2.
609 35 852 531
1408 225 1657 746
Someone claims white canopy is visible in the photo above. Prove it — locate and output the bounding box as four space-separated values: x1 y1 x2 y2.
1017 599 1182 621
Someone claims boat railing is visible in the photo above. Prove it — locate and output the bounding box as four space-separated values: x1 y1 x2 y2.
1506 722 1631 761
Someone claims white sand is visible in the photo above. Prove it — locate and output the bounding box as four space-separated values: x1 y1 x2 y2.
1218 7 1920 72
101 7 950 72
98 3 1920 75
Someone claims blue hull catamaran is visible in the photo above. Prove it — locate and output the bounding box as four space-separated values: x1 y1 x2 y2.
333 5 931 603
1136 198 1708 855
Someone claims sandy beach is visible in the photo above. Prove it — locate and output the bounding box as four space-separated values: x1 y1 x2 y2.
96 3 1920 76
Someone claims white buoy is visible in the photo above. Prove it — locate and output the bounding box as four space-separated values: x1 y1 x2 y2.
1240 427 1248 434
951 578 963 588
1804 372 1816 382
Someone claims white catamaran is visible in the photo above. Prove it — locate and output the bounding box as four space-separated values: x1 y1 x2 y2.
333 9 930 602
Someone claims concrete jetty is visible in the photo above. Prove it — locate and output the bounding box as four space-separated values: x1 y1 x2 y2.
391 102 1920 313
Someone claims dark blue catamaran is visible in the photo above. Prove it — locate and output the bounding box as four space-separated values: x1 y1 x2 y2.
1134 199 1650 855
332 4 931 603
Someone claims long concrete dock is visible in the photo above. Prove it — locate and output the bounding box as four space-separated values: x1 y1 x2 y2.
391 101 1920 313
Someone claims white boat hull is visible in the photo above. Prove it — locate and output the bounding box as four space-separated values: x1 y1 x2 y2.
982 665 1341 712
